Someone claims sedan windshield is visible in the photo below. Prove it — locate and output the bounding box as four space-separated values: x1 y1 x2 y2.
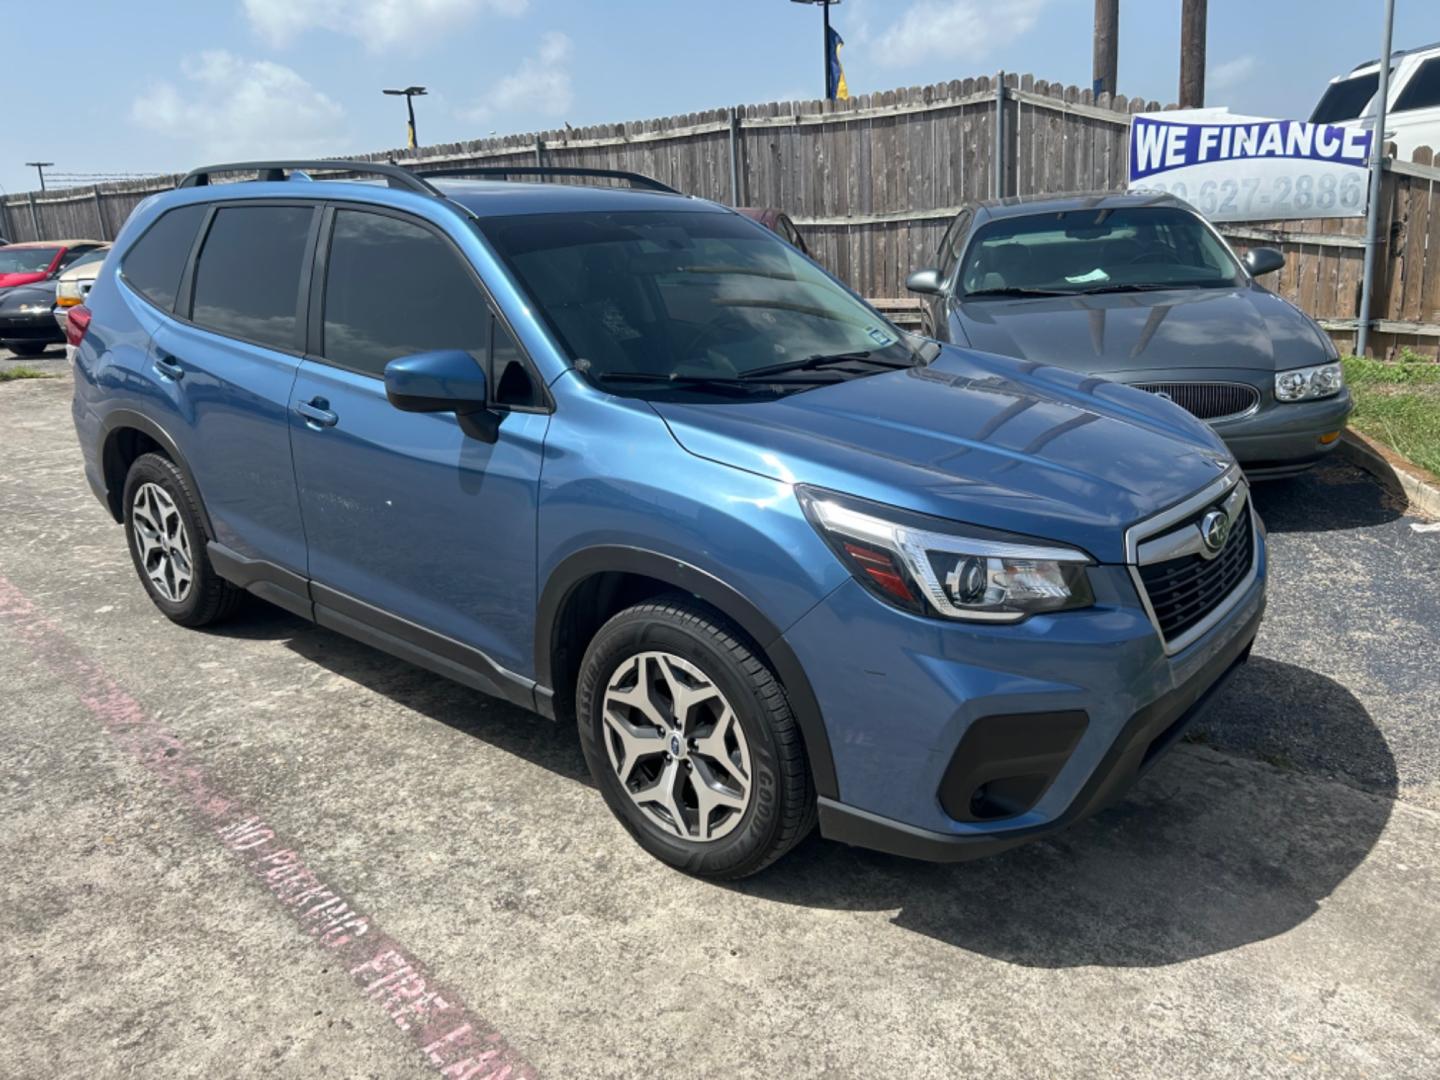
479 210 915 397
0 247 59 274
960 207 1244 298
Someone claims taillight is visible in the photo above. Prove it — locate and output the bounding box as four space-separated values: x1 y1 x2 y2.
65 304 92 347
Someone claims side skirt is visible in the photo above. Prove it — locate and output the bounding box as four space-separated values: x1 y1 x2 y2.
208 541 544 716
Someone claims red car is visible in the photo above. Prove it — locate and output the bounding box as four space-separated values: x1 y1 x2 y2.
0 239 105 290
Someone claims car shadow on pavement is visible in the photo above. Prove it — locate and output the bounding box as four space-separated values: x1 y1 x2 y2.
1250 460 1405 533
209 606 1395 969
728 658 1396 968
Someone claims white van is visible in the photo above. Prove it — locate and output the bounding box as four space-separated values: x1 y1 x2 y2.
1312 42 1440 161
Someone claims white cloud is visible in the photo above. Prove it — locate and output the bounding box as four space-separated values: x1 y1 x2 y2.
243 0 528 52
1209 55 1257 93
867 0 1050 67
460 32 574 123
130 51 347 160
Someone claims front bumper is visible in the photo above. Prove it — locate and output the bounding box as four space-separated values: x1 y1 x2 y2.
1215 388 1353 478
784 532 1267 862
0 310 64 345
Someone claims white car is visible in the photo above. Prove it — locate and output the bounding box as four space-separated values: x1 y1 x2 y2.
53 245 110 348
1312 41 1440 161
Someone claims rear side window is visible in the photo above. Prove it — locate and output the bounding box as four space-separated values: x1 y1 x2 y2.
321 209 489 378
121 204 206 311
191 205 313 351
1310 71 1383 123
1395 58 1440 113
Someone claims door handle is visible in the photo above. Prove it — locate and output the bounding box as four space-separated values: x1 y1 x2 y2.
153 354 185 380
296 397 339 428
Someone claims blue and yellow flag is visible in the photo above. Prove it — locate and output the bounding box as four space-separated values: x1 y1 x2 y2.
827 26 849 101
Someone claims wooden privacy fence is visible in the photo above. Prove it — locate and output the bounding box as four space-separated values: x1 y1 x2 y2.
3 73 1437 357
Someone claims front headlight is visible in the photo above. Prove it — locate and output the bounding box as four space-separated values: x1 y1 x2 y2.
797 486 1094 622
1275 362 1343 402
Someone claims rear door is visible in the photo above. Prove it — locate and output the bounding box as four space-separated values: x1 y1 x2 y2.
288 204 550 681
148 201 316 577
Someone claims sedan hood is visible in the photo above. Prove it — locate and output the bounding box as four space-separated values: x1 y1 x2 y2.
956 285 1333 376
0 281 55 311
651 346 1234 564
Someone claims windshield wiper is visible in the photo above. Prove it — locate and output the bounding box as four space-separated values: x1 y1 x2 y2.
963 287 1070 299
739 350 914 380
1072 282 1189 295
592 369 835 391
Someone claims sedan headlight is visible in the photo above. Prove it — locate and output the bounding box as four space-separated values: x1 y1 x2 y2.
797 486 1094 622
1275 362 1343 402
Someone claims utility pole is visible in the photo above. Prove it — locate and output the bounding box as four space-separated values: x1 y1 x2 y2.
382 87 428 150
1093 0 1119 97
1179 0 1207 108
24 161 53 192
1357 0 1397 358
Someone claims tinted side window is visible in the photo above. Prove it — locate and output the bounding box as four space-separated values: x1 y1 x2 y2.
121 204 206 311
321 210 489 378
1395 58 1440 113
191 205 313 351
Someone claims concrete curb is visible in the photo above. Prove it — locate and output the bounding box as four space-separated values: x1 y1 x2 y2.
1338 429 1440 520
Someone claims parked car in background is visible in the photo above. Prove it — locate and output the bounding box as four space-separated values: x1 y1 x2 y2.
1312 41 1440 160
736 207 810 256
908 191 1351 479
0 239 104 290
0 278 64 355
72 161 1263 878
53 244 110 341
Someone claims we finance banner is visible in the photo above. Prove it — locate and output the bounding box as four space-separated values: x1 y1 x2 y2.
1128 110 1374 222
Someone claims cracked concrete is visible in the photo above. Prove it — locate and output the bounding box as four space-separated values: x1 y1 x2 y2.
1 363 1437 1079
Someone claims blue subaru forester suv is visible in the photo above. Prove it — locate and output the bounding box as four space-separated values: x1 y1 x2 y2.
70 161 1266 878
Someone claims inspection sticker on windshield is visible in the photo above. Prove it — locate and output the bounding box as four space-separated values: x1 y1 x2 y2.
866 326 895 347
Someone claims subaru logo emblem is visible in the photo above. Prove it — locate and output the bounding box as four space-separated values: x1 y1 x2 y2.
669 734 682 757
1201 509 1231 552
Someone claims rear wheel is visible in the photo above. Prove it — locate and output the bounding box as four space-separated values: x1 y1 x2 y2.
122 453 242 627
576 595 816 879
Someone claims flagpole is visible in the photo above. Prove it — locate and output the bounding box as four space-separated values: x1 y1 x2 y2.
823 0 832 99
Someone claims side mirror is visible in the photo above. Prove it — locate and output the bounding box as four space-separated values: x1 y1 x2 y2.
906 268 944 295
384 349 500 443
1244 247 1285 277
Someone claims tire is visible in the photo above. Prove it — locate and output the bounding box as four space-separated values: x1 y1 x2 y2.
6 342 47 357
576 595 816 879
122 452 242 627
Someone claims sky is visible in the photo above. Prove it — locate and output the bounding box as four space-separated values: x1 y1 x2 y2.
3 0 1435 196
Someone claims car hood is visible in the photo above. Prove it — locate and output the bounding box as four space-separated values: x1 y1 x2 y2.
650 346 1235 564
955 284 1333 376
0 281 55 310
0 271 49 289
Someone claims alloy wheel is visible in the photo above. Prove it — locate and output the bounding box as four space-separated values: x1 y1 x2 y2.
131 482 194 604
601 650 753 842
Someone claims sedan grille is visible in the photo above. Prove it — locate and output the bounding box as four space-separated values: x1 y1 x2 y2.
1133 381 1260 422
1137 503 1255 644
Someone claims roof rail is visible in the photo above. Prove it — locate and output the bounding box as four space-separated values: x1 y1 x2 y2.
178 160 439 195
413 166 679 194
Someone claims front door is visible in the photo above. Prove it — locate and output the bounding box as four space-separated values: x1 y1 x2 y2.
288 206 550 680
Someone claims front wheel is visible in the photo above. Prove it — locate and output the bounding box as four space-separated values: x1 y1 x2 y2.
576 596 816 879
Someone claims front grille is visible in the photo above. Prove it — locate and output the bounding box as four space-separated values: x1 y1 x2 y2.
1133 381 1260 421
1137 503 1254 643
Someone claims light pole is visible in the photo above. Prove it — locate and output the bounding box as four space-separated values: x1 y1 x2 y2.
790 0 843 100
24 161 53 192
383 86 428 150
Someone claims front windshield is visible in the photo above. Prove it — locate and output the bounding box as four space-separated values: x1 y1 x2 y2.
0 247 59 274
479 210 915 397
959 206 1244 297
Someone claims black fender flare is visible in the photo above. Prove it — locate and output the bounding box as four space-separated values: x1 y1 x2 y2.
97 408 215 538
536 545 839 800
